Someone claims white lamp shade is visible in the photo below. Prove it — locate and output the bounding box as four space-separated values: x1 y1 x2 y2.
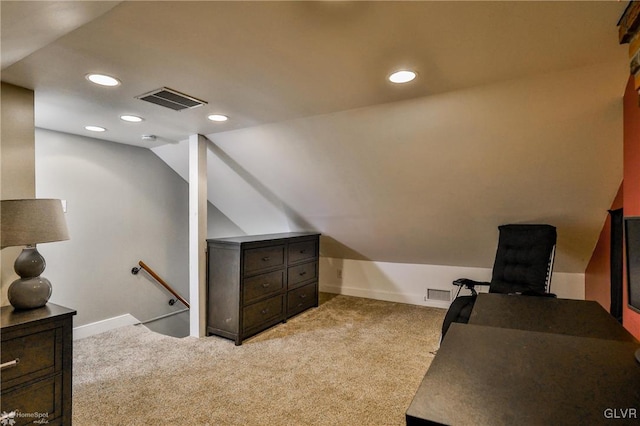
1 199 70 249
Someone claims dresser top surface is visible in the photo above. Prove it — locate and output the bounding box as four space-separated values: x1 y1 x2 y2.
207 231 320 245
1 303 76 330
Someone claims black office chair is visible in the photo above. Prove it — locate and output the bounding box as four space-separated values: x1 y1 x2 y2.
441 224 557 340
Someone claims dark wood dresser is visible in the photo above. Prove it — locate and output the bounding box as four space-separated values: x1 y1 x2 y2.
1 303 76 426
207 232 320 345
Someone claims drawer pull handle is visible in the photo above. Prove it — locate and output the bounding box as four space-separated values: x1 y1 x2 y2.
299 294 307 299
261 283 270 288
299 271 307 276
262 256 270 261
261 308 270 315
0 358 20 370
299 249 307 254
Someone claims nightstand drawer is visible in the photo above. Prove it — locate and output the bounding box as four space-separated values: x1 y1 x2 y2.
243 295 283 333
1 304 75 425
1 328 61 390
243 245 285 275
0 374 62 426
243 270 285 305
288 240 317 264
287 282 317 318
288 261 317 288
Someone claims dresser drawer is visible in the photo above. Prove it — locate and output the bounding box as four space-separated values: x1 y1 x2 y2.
288 261 317 288
243 245 285 275
243 270 285 305
0 374 62 426
1 328 60 390
243 295 284 333
288 240 317 264
287 282 317 318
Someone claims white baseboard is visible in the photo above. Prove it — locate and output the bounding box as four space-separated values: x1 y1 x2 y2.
319 257 492 310
73 313 140 340
72 259 583 340
320 283 451 310
319 257 585 309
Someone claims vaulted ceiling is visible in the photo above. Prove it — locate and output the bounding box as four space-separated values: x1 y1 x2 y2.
1 1 630 273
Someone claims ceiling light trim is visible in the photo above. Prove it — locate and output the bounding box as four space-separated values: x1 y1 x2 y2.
86 73 120 87
389 70 417 84
120 114 144 123
208 114 228 122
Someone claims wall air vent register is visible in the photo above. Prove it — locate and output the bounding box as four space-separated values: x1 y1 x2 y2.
135 87 207 111
427 288 451 302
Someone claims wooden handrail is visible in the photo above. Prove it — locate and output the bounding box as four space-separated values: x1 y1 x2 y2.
135 260 190 309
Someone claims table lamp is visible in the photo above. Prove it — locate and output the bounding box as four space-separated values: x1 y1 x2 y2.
1 199 69 309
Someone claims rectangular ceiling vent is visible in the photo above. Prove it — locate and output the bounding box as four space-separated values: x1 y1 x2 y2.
135 87 207 111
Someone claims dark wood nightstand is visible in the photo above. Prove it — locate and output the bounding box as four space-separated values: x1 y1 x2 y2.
1 303 76 426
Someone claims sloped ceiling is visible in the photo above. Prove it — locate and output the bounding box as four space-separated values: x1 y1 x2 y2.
153 61 625 273
1 1 630 273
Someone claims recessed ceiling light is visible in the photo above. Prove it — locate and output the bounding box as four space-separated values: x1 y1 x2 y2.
388 70 417 84
86 73 120 87
120 114 144 123
208 114 228 122
85 125 106 132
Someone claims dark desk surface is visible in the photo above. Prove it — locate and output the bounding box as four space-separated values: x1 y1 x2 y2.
406 323 640 426
469 293 638 342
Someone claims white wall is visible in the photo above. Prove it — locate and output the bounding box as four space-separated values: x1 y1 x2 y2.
151 65 611 310
319 257 585 309
35 128 191 328
33 121 587 337
153 139 292 235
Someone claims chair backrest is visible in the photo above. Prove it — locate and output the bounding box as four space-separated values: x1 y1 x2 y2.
488 224 557 295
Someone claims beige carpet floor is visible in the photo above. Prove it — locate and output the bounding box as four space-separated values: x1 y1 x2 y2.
73 293 445 425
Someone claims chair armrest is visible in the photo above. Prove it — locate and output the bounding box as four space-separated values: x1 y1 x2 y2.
514 290 557 298
453 278 490 289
